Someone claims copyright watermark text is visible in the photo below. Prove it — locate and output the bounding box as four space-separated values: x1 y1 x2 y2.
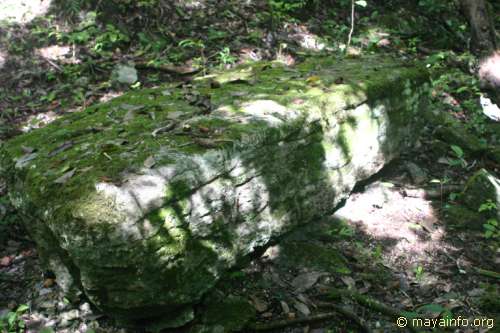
396 316 495 329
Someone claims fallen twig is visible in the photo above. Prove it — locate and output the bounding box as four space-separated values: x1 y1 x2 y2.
316 301 373 333
135 61 201 75
247 312 338 331
43 57 63 72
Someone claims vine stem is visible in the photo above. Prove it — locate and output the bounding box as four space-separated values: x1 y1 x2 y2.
346 0 355 51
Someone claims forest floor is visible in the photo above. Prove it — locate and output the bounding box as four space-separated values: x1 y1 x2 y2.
1 1 499 332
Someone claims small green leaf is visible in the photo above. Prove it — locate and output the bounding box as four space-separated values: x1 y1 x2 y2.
355 0 367 7
16 304 29 313
416 303 447 315
483 224 496 231
487 219 498 226
7 312 17 327
450 145 464 158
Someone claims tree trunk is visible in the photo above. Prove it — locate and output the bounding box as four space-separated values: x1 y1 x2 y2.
460 0 499 105
460 0 497 57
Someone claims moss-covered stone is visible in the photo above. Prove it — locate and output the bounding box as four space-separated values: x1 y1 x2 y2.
195 295 255 333
423 110 488 155
442 204 487 230
488 146 500 164
0 54 430 325
462 169 500 221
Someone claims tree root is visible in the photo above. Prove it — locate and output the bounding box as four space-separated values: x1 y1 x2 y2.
248 311 351 331
473 267 500 280
322 288 419 333
246 287 424 332
315 301 373 333
246 298 373 332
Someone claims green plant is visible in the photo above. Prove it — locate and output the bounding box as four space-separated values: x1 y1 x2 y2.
339 226 355 237
94 24 130 53
483 219 499 239
179 39 206 67
207 29 229 41
328 220 355 239
479 199 497 213
217 47 237 67
268 0 307 27
0 304 29 333
449 145 467 167
40 91 57 103
477 200 499 239
372 244 383 261
414 265 424 281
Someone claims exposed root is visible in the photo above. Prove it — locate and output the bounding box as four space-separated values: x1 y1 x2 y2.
321 288 419 333
247 312 340 331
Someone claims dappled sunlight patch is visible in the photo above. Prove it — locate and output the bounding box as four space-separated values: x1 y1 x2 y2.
479 51 500 89
98 91 124 103
21 111 60 132
175 0 205 10
239 99 299 126
36 45 71 61
284 23 330 52
334 182 445 268
363 28 391 48
0 0 51 25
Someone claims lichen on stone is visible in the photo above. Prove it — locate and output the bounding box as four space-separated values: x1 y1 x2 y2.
0 54 430 325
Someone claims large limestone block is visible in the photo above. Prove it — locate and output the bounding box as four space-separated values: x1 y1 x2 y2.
0 55 429 324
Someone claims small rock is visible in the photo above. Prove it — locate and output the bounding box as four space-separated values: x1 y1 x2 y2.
261 312 273 318
293 301 311 316
57 301 69 311
340 276 356 290
38 300 57 310
280 301 290 314
38 288 53 296
296 294 310 305
58 309 80 328
113 64 138 85
291 272 325 292
249 295 268 313
79 302 92 316
143 156 156 169
405 162 427 185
